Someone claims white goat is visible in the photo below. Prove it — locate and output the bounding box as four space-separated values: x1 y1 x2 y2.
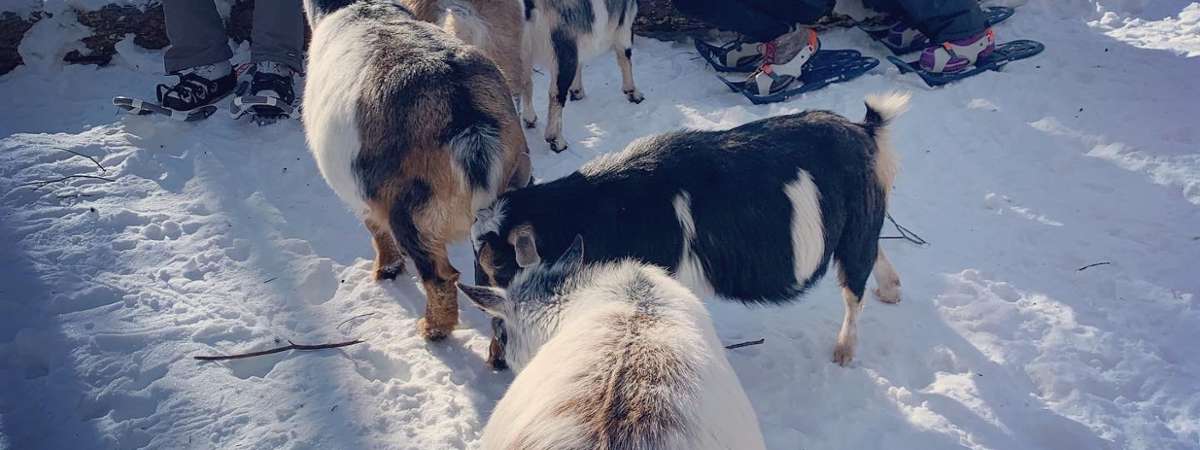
459 236 765 450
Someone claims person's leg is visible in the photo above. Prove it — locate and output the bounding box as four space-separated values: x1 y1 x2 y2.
673 0 791 42
862 0 906 18
889 0 986 43
238 0 304 124
163 0 232 73
894 0 993 72
250 0 305 71
745 0 833 28
741 0 832 94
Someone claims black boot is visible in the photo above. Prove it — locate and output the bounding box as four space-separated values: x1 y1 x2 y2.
232 62 296 126
156 63 235 112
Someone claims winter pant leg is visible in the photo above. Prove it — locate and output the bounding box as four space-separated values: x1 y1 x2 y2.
163 0 231 73
250 0 306 72
673 0 790 42
862 0 904 16
888 0 987 42
744 0 835 26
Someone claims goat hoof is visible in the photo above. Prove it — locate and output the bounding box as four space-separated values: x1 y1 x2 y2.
569 89 586 101
523 117 537 129
546 137 568 153
418 318 451 341
832 344 855 367
488 357 508 371
625 90 644 104
874 286 901 304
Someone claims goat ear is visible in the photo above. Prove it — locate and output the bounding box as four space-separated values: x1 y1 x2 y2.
473 242 497 285
513 227 541 268
555 234 585 272
457 283 507 316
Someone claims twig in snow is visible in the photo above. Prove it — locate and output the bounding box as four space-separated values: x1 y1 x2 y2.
337 312 376 333
1077 261 1112 272
725 338 765 350
879 213 928 246
56 148 106 172
18 174 116 190
194 339 364 361
262 277 278 284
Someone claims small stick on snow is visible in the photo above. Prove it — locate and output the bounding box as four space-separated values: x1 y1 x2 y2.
879 213 928 246
55 148 106 172
194 339 364 361
337 312 376 332
1077 261 1112 271
18 175 116 189
725 338 765 350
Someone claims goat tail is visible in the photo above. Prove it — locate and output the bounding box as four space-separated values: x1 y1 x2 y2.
441 4 489 48
862 91 910 196
449 123 505 212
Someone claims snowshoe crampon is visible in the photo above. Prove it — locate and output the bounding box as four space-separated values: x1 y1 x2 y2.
888 39 1044 87
869 6 1015 55
694 38 763 73
112 96 218 122
719 49 879 105
230 95 295 123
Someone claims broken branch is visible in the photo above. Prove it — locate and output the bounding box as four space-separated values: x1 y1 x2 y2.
18 174 116 189
194 339 364 361
56 148 106 172
725 338 765 350
1077 261 1112 271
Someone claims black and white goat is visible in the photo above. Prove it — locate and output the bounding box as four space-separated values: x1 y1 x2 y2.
524 0 644 152
301 0 531 340
459 236 766 450
473 93 909 367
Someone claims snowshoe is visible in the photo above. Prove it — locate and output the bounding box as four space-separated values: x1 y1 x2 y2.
112 96 219 121
864 6 1014 55
113 63 234 121
887 39 1044 87
694 37 764 73
719 49 879 104
230 62 297 126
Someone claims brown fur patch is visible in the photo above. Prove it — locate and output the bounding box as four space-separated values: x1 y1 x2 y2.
401 0 528 101
365 216 405 279
550 309 695 450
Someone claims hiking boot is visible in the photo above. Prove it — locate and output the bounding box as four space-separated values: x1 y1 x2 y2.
919 29 996 73
156 61 235 112
747 26 820 96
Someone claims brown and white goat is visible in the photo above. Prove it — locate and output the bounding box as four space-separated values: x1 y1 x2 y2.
301 0 531 340
401 0 533 125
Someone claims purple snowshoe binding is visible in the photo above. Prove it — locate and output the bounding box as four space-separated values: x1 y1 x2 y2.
885 22 929 53
919 29 995 73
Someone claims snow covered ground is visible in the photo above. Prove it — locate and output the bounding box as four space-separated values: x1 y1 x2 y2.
2 1 1198 449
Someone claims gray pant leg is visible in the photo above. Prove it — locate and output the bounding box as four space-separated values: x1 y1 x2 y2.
868 0 986 42
163 0 231 73
250 0 305 72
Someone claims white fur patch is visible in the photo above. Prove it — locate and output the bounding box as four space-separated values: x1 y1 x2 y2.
865 91 911 123
782 170 825 288
441 3 491 49
301 11 373 215
471 199 507 250
864 91 909 194
671 191 714 297
481 261 765 450
448 125 504 212
579 134 666 177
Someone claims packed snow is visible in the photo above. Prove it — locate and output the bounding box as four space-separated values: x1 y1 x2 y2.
1 1 1198 449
